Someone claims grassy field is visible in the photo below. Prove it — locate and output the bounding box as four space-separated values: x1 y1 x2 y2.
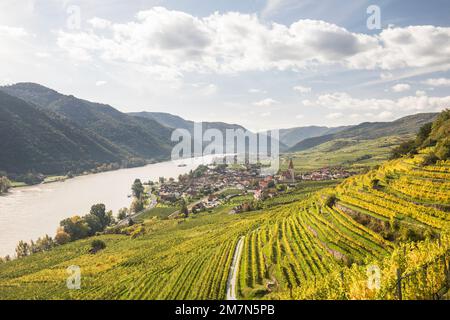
280 135 409 172
134 206 179 221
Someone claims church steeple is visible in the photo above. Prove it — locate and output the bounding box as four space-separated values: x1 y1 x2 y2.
288 159 294 170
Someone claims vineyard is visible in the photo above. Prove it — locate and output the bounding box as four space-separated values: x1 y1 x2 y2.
1 112 450 299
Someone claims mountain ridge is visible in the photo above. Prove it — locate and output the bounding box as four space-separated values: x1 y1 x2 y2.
288 112 439 152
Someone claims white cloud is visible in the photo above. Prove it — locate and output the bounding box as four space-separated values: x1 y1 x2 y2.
0 25 28 37
95 80 107 86
261 111 271 117
295 114 304 119
380 72 393 80
326 112 343 119
89 17 113 29
293 85 312 94
392 83 411 92
35 52 50 58
378 111 393 119
249 88 266 94
253 98 279 107
307 92 450 116
416 90 426 97
423 78 450 87
56 7 450 76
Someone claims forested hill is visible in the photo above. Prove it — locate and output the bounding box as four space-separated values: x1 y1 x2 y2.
129 111 247 135
1 83 174 161
288 112 438 152
0 90 125 175
279 125 350 148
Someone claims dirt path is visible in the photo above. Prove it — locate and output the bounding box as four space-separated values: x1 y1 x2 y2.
226 236 245 300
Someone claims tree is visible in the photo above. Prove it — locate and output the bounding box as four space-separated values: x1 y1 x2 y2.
180 199 189 217
435 137 450 160
84 214 103 236
390 140 416 159
117 207 129 220
416 122 432 147
89 204 112 229
60 216 90 241
36 235 55 251
15 240 30 258
131 198 144 213
0 176 11 194
132 179 145 199
55 229 71 245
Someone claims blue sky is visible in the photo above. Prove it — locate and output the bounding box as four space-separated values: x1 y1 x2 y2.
1 0 450 131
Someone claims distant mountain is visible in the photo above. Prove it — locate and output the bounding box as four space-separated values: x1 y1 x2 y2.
279 125 351 147
0 90 125 175
130 111 289 152
2 83 173 161
288 113 438 152
129 111 247 134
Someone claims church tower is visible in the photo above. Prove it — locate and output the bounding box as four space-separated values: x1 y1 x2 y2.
288 159 295 183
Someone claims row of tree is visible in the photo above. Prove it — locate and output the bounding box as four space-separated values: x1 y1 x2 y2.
55 204 114 245
11 204 115 259
4 178 149 261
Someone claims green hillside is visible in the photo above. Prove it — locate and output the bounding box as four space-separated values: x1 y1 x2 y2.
289 113 438 152
281 135 409 172
279 125 350 148
1 83 174 161
0 90 125 175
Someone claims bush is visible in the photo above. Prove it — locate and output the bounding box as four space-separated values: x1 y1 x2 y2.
90 240 106 254
324 194 337 207
421 153 439 166
435 138 450 160
390 139 416 159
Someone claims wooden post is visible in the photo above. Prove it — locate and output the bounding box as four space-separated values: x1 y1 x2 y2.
396 269 403 300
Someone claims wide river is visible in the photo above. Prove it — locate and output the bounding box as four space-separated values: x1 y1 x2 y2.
0 156 215 257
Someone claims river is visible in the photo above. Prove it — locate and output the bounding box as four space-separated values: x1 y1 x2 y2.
0 156 216 257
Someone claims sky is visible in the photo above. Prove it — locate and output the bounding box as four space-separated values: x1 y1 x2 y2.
1 0 450 131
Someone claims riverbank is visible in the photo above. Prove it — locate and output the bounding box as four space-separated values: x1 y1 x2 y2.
0 155 223 257
9 157 171 189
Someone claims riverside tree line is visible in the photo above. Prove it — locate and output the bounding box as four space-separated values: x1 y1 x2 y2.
0 179 148 263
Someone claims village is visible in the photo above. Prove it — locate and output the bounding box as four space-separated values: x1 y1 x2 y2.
151 158 353 215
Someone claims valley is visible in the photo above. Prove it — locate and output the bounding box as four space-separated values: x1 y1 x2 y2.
1 110 449 300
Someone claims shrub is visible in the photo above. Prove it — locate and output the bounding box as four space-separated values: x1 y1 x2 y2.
390 139 416 159
90 240 106 254
421 153 439 166
324 194 337 207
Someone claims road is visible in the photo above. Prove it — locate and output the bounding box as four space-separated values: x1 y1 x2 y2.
226 236 245 300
